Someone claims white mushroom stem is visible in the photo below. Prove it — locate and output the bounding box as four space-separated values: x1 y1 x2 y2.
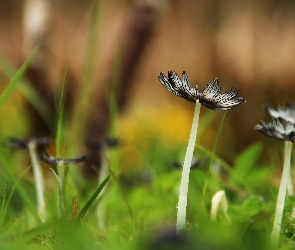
28 141 45 222
176 100 201 233
271 141 293 246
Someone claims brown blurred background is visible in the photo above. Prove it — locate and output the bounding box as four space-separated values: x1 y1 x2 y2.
0 0 295 173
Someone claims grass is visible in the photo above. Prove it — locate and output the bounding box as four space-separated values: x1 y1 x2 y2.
0 9 294 250
0 58 294 249
0 78 293 250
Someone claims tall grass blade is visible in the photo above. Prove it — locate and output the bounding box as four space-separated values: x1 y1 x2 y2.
76 174 111 222
108 48 121 138
0 53 53 129
50 168 65 215
95 49 121 229
0 48 38 109
69 1 102 150
56 68 67 196
0 183 8 221
0 153 40 222
202 111 228 197
0 167 31 227
56 67 67 158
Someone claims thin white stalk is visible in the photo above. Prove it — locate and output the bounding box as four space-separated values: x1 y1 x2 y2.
57 162 64 193
28 141 45 222
176 100 201 233
271 141 293 246
97 150 108 230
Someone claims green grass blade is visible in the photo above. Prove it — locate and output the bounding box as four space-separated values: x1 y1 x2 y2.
0 48 38 109
50 168 65 215
202 111 228 197
55 69 68 198
15 219 61 245
0 153 40 222
104 48 121 176
0 167 31 226
0 53 53 130
0 182 8 221
68 1 102 150
76 174 111 222
56 68 67 158
108 48 121 138
195 144 233 173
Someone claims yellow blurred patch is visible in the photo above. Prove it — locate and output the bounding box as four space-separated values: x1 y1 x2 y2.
0 89 30 137
119 104 202 168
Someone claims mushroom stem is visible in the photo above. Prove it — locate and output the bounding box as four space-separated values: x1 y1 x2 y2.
56 162 64 195
271 140 293 246
176 100 201 233
28 141 45 222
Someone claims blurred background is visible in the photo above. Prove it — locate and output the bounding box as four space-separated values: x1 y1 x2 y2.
0 0 295 175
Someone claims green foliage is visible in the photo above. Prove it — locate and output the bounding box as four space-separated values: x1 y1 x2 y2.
228 197 264 222
233 143 263 185
230 143 264 192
